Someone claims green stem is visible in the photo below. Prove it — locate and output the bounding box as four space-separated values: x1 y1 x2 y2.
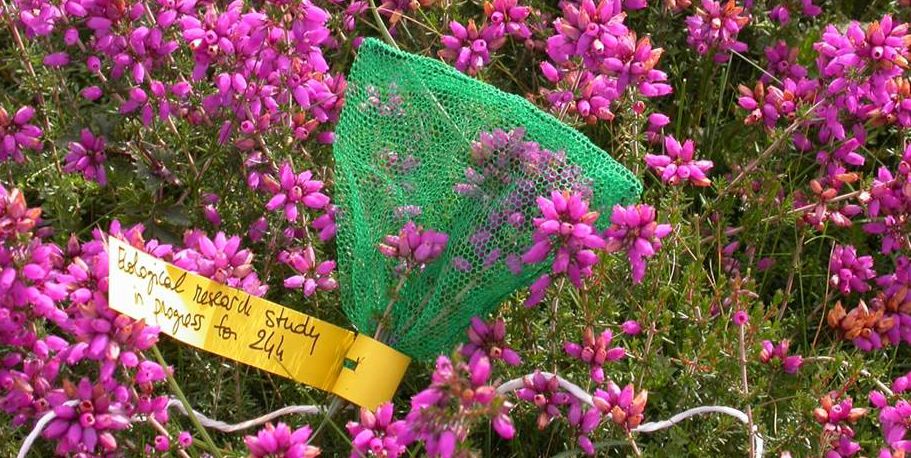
151 345 221 455
368 0 398 49
314 270 410 440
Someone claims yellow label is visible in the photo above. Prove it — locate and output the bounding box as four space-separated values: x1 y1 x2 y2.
107 237 410 409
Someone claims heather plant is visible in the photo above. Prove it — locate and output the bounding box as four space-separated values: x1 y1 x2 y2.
6 0 911 456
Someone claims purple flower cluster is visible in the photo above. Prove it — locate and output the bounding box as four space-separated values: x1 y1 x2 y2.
485 0 532 42
0 187 203 454
829 244 876 295
870 391 911 455
0 105 43 163
244 422 320 458
759 339 803 374
566 402 602 455
438 0 533 74
644 135 714 187
861 145 911 254
346 402 408 458
461 316 522 366
173 229 267 296
522 191 605 306
279 246 338 297
685 0 750 62
378 221 449 273
13 0 345 145
404 354 514 457
439 19 506 76
564 327 625 383
736 14 911 243
762 41 808 83
593 381 648 432
265 162 331 223
813 393 867 457
768 0 821 26
541 0 672 122
516 371 573 430
603 204 672 284
64 129 108 186
793 179 862 231
43 378 131 454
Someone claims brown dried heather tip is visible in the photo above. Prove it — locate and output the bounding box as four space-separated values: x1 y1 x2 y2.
827 300 895 341
0 187 42 239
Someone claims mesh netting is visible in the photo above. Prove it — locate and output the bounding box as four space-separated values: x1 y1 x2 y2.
332 38 641 361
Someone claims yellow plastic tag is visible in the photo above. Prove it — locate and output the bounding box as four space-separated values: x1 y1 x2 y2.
107 237 410 409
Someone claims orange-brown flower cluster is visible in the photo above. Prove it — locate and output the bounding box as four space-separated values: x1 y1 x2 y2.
827 300 895 351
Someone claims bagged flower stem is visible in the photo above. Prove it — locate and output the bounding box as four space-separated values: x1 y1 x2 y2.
333 38 641 360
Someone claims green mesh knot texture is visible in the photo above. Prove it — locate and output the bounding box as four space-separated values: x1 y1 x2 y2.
333 38 642 360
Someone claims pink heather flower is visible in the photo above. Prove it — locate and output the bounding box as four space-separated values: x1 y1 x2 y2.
645 135 713 187
645 112 672 144
763 41 808 83
567 402 602 456
879 400 911 453
248 217 269 242
592 381 648 431
732 310 749 326
173 230 267 296
516 371 573 430
624 0 648 10
439 19 506 75
522 191 606 306
43 378 131 454
154 435 170 452
757 257 775 271
346 402 408 458
862 147 911 254
265 162 331 222
759 340 803 374
42 51 70 68
177 431 193 448
564 327 625 383
0 106 43 163
794 179 862 231
685 0 750 62
894 371 911 394
378 221 449 272
244 423 320 458
64 129 107 186
279 246 337 297
813 393 867 457
0 186 42 240
621 320 642 336
829 244 876 295
405 354 515 456
312 205 337 241
201 193 221 227
542 0 671 114
461 317 522 366
485 0 532 41
769 1 820 26
603 204 673 284
81 86 103 101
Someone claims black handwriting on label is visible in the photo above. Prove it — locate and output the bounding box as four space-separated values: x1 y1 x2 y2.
249 329 285 361
146 293 205 334
118 246 187 295
192 285 252 317
264 308 321 356
213 314 238 341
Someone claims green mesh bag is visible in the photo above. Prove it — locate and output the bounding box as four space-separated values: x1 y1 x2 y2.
333 38 641 360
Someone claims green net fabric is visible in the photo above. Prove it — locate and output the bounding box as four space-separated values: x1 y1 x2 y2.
332 38 641 360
